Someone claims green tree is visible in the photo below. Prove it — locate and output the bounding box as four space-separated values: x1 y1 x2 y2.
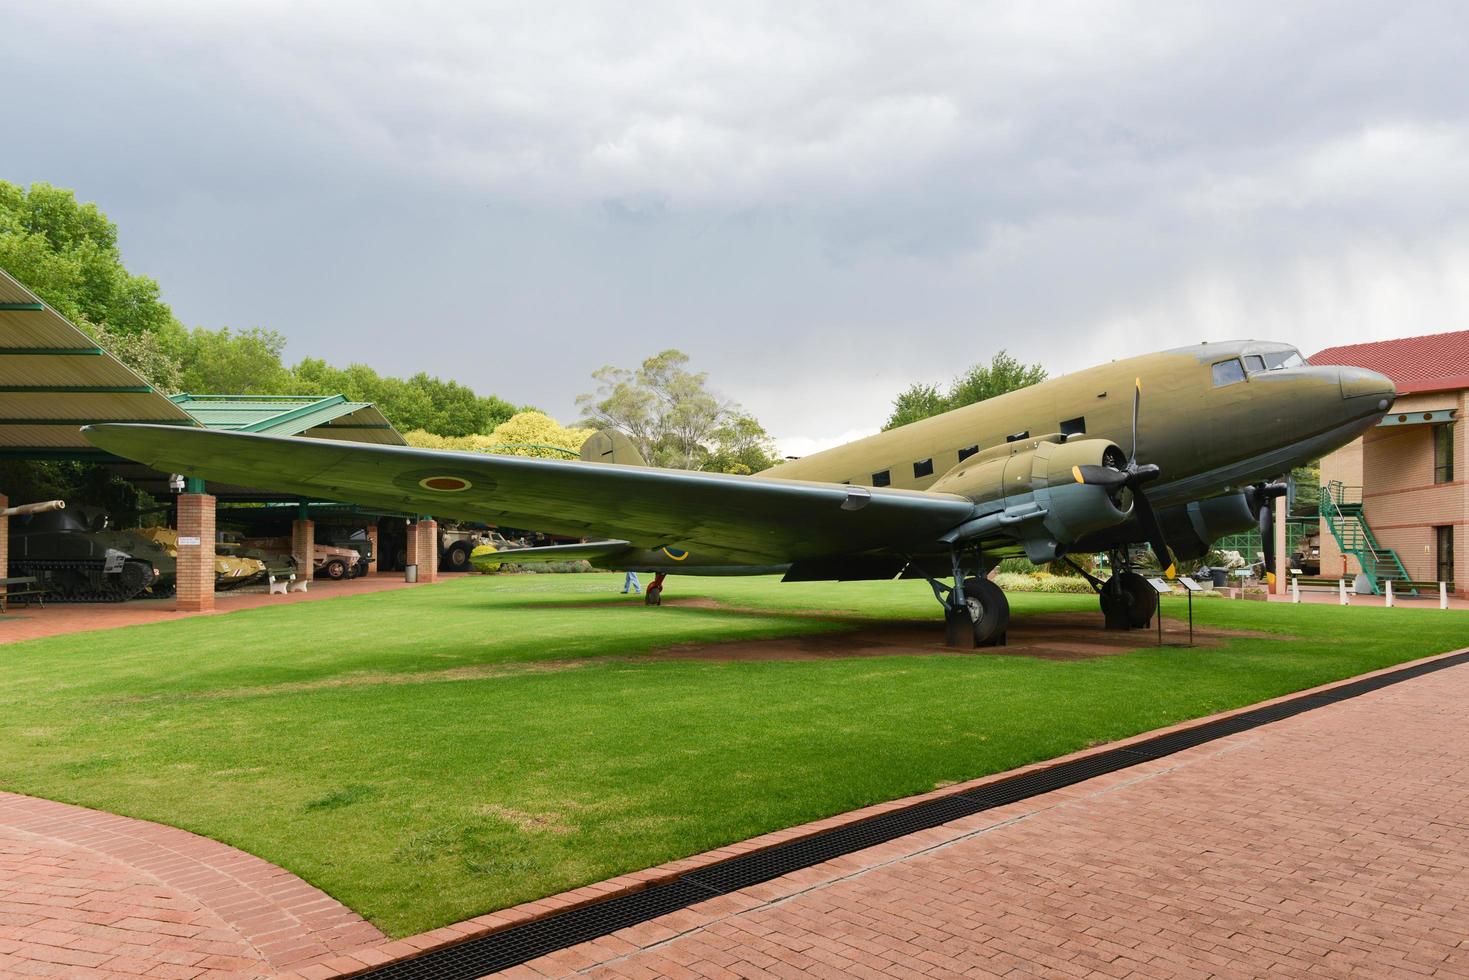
163 325 294 394
577 350 777 471
883 350 1048 430
0 181 175 337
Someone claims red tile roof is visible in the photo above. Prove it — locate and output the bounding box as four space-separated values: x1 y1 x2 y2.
1310 329 1469 395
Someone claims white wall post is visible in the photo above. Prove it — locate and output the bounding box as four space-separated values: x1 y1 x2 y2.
1385 579 1394 608
1339 578 1349 605
1291 574 1300 604
1442 582 1450 610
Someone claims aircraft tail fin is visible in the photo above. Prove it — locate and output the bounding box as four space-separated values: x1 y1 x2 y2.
580 429 647 466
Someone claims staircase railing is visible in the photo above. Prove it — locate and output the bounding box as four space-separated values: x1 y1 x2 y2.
1320 482 1416 595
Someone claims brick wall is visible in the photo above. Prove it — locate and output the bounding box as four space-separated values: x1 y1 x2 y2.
291 519 315 581
1359 390 1467 594
366 524 379 574
175 494 216 613
1319 437 1364 579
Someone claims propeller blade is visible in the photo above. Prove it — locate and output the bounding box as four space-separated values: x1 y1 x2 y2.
1258 494 1277 585
1072 464 1129 488
1130 377 1141 465
1132 485 1175 579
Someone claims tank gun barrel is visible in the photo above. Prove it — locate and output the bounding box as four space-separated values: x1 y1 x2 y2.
1 499 65 518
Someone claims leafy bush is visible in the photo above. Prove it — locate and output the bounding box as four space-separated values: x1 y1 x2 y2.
993 572 1094 594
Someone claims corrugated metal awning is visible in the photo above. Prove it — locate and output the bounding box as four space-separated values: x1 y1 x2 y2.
0 268 197 458
167 394 405 446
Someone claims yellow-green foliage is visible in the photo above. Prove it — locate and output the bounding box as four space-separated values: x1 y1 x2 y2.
404 412 594 458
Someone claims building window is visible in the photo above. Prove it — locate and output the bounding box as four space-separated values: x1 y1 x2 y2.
958 445 979 461
1059 416 1086 437
913 458 933 478
1005 430 1029 443
1434 423 1455 484
1211 359 1246 386
1437 526 1455 585
872 470 891 487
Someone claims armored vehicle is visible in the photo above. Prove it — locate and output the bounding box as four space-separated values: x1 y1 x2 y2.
240 536 365 580
136 527 268 590
9 505 175 601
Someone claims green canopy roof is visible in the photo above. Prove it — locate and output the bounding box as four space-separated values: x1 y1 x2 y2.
168 394 405 445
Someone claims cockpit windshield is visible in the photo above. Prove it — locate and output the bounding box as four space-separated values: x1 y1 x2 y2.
1261 349 1305 370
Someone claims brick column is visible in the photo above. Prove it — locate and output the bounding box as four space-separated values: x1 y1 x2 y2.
292 519 315 581
366 523 379 575
0 492 8 611
175 493 216 613
417 520 439 583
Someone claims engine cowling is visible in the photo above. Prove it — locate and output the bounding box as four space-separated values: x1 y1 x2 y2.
930 436 1134 559
1155 492 1258 561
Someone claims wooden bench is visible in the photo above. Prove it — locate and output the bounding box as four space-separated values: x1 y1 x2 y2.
0 576 47 611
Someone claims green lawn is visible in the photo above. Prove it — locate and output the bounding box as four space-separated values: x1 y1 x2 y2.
0 573 1463 936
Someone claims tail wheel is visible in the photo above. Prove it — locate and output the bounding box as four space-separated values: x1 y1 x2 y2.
644 585 662 606
323 558 349 580
961 576 1010 645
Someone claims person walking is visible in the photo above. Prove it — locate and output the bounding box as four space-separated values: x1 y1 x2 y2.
622 570 641 594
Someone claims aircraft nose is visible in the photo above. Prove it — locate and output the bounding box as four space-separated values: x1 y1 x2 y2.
1338 366 1395 408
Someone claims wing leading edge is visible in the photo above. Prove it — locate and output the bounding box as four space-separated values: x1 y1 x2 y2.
82 424 978 565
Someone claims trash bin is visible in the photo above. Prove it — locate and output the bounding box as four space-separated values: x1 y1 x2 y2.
1210 568 1229 588
405 563 418 583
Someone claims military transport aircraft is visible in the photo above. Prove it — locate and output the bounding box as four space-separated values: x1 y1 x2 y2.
83 341 1394 647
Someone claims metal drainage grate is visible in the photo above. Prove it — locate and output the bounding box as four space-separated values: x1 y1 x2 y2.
356 651 1469 980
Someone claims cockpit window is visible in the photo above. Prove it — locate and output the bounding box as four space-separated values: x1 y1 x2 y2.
1211 358 1246 386
1262 350 1306 370
1244 355 1266 374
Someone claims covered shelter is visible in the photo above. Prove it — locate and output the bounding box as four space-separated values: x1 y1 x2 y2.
0 266 429 614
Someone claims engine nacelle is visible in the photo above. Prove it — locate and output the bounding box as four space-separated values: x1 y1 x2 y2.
1155 492 1259 561
930 436 1133 560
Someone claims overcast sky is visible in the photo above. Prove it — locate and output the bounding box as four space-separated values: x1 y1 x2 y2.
4 1 1468 454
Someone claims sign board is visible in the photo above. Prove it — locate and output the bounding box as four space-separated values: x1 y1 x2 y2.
1146 577 1174 594
1176 576 1205 593
177 536 202 546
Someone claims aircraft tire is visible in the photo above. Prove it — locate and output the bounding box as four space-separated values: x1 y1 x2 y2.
961 576 1009 645
644 585 662 606
1118 571 1157 628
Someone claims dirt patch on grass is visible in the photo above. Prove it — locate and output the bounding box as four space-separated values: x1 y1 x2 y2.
648 612 1271 662
110 659 593 704
475 804 574 834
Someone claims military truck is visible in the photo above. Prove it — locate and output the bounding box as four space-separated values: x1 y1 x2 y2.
240 536 367 580
8 503 175 601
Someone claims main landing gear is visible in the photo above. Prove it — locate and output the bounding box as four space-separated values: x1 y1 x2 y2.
1064 550 1156 630
927 548 1010 649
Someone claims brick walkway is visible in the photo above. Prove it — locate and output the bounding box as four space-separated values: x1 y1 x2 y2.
0 573 434 645
0 793 383 978
498 661 1469 979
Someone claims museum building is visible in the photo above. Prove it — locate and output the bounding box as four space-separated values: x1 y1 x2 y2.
1310 329 1467 596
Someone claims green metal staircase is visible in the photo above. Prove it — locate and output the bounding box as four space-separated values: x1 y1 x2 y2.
1321 481 1415 595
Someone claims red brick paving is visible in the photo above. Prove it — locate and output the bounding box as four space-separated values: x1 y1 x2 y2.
480 659 1469 978
0 573 437 645
0 793 383 978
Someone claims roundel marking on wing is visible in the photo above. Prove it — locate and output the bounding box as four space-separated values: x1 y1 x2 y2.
419 476 473 492
661 547 689 561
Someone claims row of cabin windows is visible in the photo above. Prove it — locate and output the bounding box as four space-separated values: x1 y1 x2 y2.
865 416 1088 486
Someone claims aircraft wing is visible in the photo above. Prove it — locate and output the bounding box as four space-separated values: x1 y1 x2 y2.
83 424 978 564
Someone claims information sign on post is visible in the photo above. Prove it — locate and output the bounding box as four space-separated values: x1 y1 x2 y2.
1146 578 1172 645
1176 577 1204 645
